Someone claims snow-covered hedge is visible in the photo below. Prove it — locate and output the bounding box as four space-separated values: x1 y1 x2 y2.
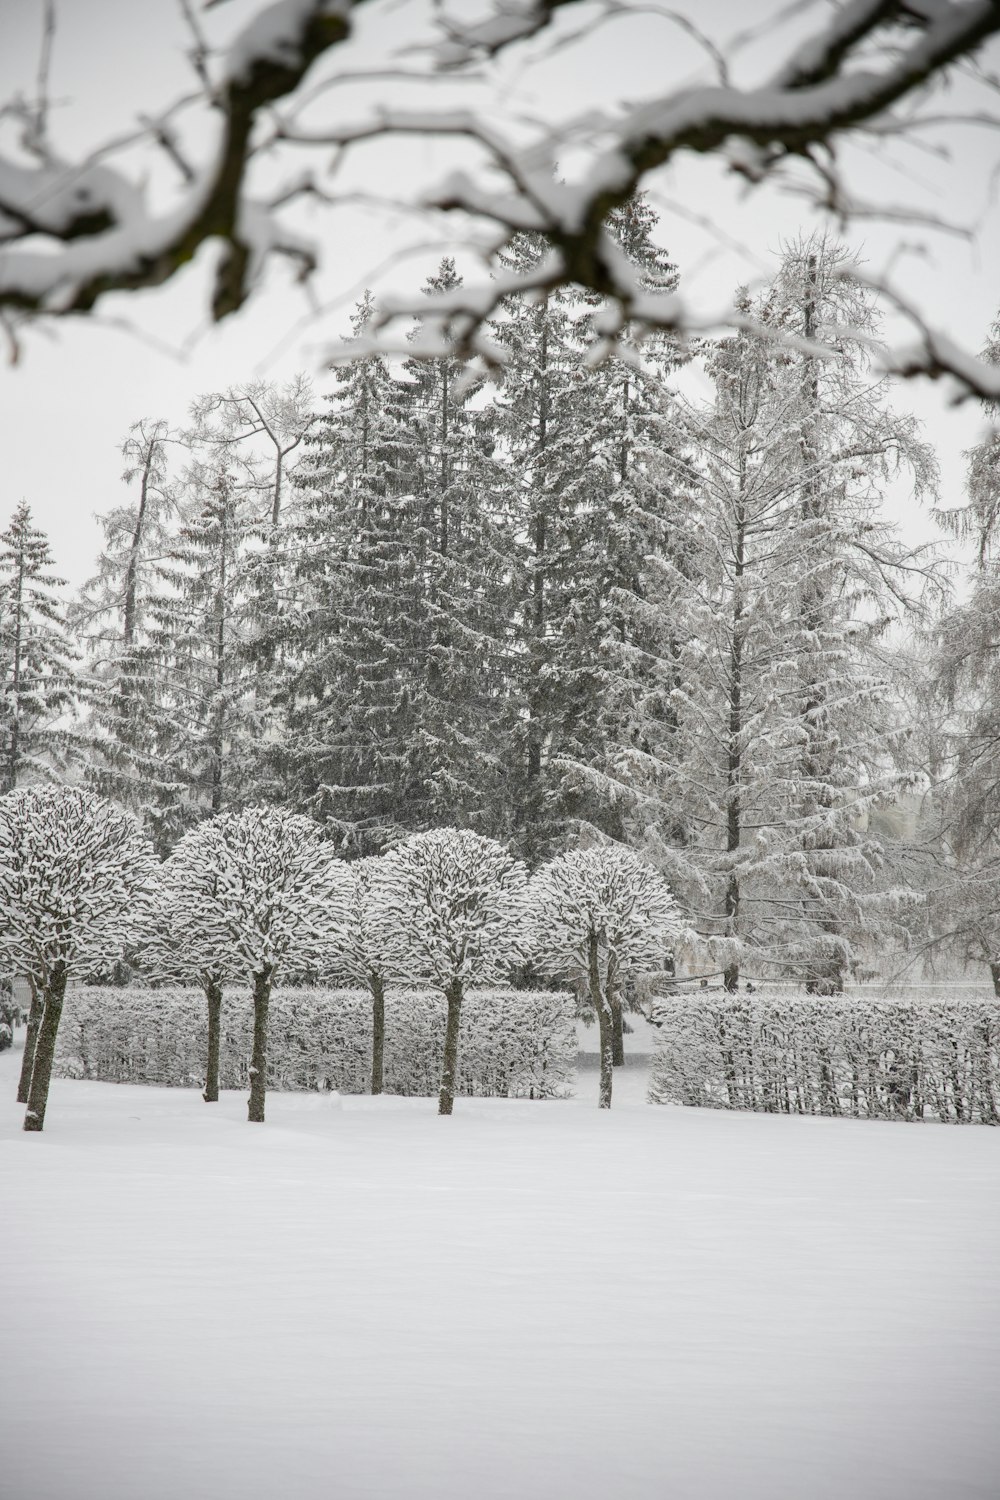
54 985 576 1100
649 991 1000 1123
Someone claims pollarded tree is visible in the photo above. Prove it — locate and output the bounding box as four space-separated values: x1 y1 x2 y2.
163 807 353 1122
0 787 157 1131
528 847 681 1109
374 829 530 1115
0 504 80 792
138 874 240 1104
335 856 398 1096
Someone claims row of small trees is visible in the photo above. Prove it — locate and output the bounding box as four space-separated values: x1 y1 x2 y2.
1 788 681 1131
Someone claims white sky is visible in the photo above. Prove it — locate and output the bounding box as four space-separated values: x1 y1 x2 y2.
1 0 999 586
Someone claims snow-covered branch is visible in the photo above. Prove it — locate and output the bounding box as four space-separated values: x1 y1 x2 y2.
2 0 999 391
0 0 354 320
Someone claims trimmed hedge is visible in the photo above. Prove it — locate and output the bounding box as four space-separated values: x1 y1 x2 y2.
54 985 576 1099
648 991 1000 1123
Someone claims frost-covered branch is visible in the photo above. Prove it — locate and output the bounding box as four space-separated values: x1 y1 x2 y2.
2 0 999 392
0 0 355 321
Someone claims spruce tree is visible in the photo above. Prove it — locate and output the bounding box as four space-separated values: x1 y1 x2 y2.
0 504 78 792
486 234 609 859
400 259 516 837
289 293 434 850
548 197 689 847
487 203 685 857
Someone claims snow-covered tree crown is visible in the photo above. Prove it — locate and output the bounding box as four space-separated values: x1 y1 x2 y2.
374 828 530 986
155 806 353 979
336 855 397 984
139 867 237 989
528 847 681 982
0 786 157 979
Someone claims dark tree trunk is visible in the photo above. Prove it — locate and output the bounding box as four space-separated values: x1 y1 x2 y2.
438 978 463 1116
611 995 625 1067
247 966 273 1123
521 305 549 862
16 978 42 1104
370 971 385 1095
990 960 1000 999
588 931 613 1109
23 962 68 1133
203 978 223 1102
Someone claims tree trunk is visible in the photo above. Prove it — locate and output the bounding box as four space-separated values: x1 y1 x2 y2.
370 971 385 1095
611 994 625 1067
990 960 1000 999
203 978 223 1103
722 451 747 994
588 930 613 1109
23 962 68 1133
247 966 273 1123
16 978 42 1104
438 978 463 1116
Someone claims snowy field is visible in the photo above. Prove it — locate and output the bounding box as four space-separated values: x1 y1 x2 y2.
3 1035 1000 1500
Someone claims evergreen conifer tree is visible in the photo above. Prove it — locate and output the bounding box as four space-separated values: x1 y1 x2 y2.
400 259 516 836
928 308 1000 989
486 234 610 859
637 242 938 988
0 504 79 792
77 419 182 842
152 453 261 826
289 293 438 850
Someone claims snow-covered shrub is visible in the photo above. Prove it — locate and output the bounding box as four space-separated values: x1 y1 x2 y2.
152 808 354 1122
0 786 156 1131
374 830 531 1114
648 990 1000 1123
528 848 681 1109
53 985 576 1099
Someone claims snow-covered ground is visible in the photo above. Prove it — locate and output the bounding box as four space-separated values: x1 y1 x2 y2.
3 1032 999 1500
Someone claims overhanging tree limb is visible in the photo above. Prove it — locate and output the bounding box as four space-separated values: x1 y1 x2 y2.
1 0 1000 395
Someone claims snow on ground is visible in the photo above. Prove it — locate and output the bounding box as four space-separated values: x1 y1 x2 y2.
2 1032 999 1500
